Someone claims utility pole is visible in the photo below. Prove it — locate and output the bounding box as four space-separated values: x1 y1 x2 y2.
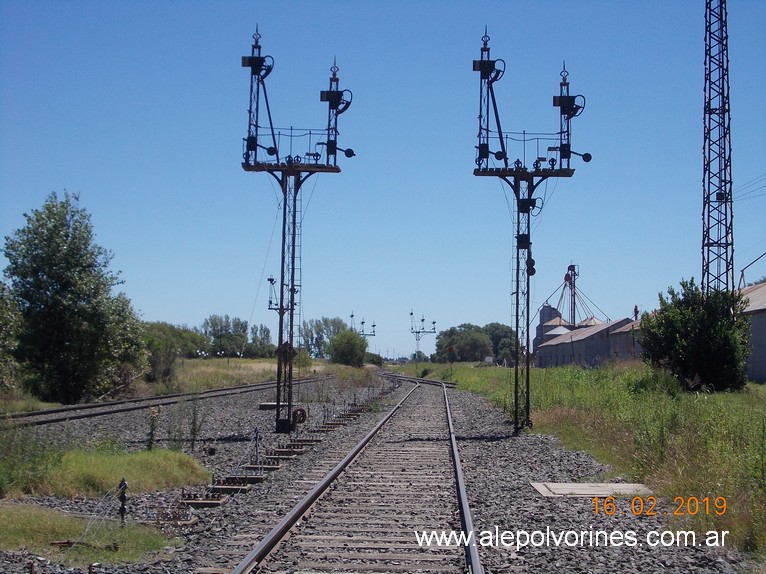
472 30 590 433
242 29 353 433
702 0 734 294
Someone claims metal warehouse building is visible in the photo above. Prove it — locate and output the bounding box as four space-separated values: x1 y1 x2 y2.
608 319 642 361
536 318 632 368
742 282 766 383
533 281 766 382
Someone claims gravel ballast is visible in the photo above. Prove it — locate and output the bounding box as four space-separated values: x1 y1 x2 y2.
450 389 746 574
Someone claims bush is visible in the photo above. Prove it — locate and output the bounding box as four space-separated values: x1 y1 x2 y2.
639 278 750 392
0 421 63 497
295 348 313 369
365 352 383 367
327 330 367 368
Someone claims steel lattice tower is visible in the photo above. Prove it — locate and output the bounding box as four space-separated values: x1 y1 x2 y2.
702 0 734 293
242 30 353 433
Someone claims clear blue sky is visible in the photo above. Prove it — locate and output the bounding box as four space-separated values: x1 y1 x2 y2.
2 1 765 360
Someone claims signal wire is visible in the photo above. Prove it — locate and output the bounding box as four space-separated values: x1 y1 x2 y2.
246 180 282 337
62 488 120 559
733 172 766 202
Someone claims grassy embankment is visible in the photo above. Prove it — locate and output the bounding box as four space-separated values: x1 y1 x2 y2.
400 361 766 558
0 427 209 566
137 356 284 395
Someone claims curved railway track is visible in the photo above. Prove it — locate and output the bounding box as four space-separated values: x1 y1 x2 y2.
6 375 333 427
223 379 482 574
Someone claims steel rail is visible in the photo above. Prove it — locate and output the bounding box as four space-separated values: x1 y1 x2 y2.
444 383 484 574
381 371 457 388
229 380 483 574
8 374 333 427
229 382 420 574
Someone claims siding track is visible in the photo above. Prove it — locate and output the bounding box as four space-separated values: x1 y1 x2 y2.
8 375 332 427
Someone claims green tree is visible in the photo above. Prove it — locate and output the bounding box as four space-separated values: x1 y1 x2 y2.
434 326 459 362
433 323 492 362
483 322 517 364
248 323 275 358
200 314 248 358
457 328 493 362
3 192 145 403
174 323 208 357
230 317 248 356
0 282 21 391
201 314 229 356
143 322 207 383
327 329 367 367
640 278 750 392
301 316 348 358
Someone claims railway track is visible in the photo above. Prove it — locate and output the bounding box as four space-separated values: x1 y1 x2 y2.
221 380 482 574
5 374 333 427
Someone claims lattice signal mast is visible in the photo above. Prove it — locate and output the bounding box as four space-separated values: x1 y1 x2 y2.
473 30 590 433
242 29 353 433
702 0 734 294
350 312 376 337
410 310 436 361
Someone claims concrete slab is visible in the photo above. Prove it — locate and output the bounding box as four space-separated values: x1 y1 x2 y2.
531 482 652 498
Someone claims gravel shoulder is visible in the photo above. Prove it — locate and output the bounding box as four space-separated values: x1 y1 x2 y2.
451 388 748 574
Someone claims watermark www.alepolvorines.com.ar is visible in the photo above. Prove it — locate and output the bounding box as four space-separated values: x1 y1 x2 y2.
414 526 730 550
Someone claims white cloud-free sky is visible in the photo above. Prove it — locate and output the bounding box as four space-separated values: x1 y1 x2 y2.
2 1 765 359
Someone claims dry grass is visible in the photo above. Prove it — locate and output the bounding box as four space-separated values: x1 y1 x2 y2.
145 357 279 394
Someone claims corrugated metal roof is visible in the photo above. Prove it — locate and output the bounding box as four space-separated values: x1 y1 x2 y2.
539 319 630 347
544 317 572 326
611 319 641 334
546 326 573 336
577 316 604 327
742 282 766 313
